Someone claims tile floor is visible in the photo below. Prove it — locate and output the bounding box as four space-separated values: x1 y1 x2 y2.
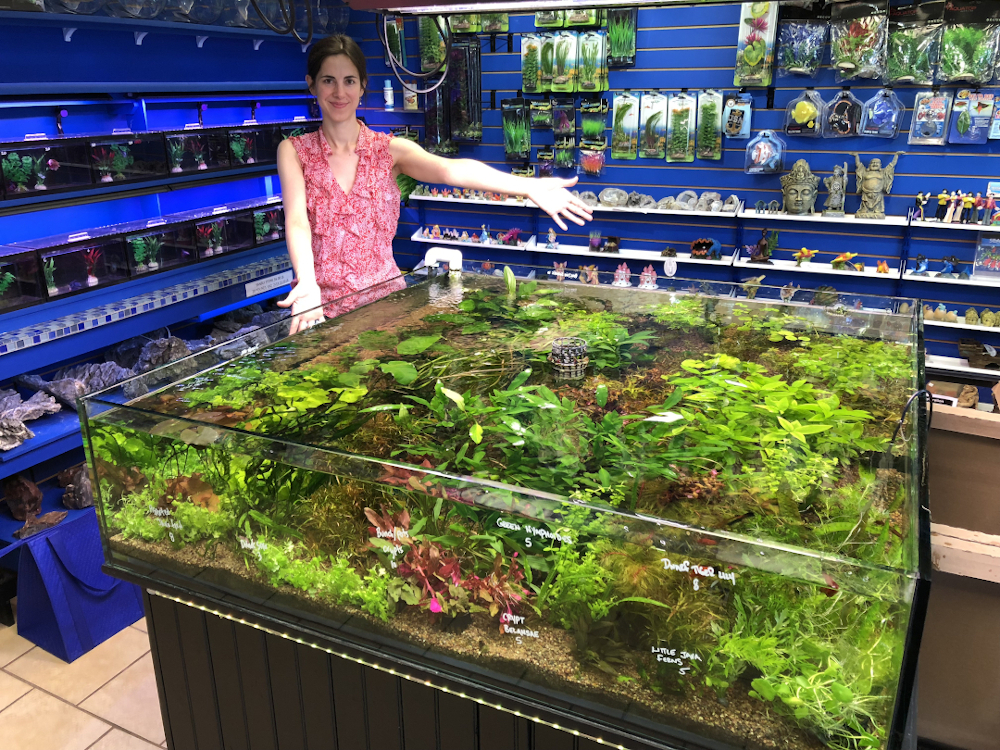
0 603 166 750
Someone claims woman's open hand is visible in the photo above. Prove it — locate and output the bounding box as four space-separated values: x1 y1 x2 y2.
277 280 324 335
525 176 594 231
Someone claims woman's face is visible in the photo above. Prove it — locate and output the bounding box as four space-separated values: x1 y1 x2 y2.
308 54 364 124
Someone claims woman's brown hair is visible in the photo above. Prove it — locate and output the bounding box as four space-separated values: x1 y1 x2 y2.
307 34 368 91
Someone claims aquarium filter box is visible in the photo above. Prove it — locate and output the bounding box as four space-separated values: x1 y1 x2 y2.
83 262 928 750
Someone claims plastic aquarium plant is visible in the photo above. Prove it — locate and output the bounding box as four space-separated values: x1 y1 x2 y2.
32 155 59 190
530 100 553 129
480 13 508 33
565 7 596 26
254 211 269 242
607 7 637 67
167 139 185 173
210 222 224 253
611 91 638 160
93 147 114 182
521 35 541 93
43 258 56 295
266 209 282 238
940 24 1000 83
230 133 255 165
383 16 406 68
697 90 723 160
667 92 695 163
0 271 15 299
554 139 575 168
534 10 563 28
130 236 149 272
581 113 606 142
187 137 207 170
110 144 133 180
540 33 555 92
501 99 530 162
419 16 446 72
552 32 577 93
196 224 215 257
735 1 778 86
83 247 102 286
2 153 33 192
638 91 666 159
144 235 161 270
777 19 826 77
577 32 602 91
553 98 575 136
886 1 943 86
448 13 480 34
831 3 888 80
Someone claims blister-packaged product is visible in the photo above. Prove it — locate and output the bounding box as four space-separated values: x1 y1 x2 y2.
529 100 553 129
480 13 509 33
577 31 604 92
858 88 905 138
908 89 953 144
577 147 606 177
697 90 724 159
539 33 555 93
777 4 830 78
553 97 576 136
607 7 638 67
666 91 695 163
822 89 863 138
537 147 555 176
723 93 754 139
734 1 779 86
522 34 542 93
554 137 576 169
501 98 531 161
744 130 785 174
784 88 825 137
535 10 563 28
611 90 639 160
552 31 578 92
419 15 447 73
580 98 609 148
564 7 598 27
448 14 480 34
638 91 667 159
831 1 889 81
948 89 995 144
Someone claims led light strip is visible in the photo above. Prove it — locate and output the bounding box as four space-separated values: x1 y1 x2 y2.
147 588 633 749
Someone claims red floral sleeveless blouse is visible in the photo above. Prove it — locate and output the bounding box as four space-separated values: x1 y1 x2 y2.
291 123 406 317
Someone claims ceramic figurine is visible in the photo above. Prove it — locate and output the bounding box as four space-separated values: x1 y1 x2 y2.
982 310 996 327
460 231 470 241
742 275 765 300
546 228 558 249
935 303 949 320
853 261 865 272
768 200 780 214
853 152 901 220
935 190 950 221
823 163 848 217
749 228 774 264
780 159 819 215
945 310 959 323
793 247 817 266
983 192 997 225
661 246 677 257
638 265 658 289
975 192 985 224
923 304 934 320
754 200 767 214
831 252 859 270
612 263 632 286
430 187 439 196
912 255 929 276
421 227 431 238
898 302 911 314
876 260 890 274
580 265 600 285
966 308 980 326
552 261 567 281
962 192 976 223
949 256 969 279
431 225 442 239
938 257 956 278
480 225 491 244
948 191 963 223
780 283 799 302
913 192 928 221
588 231 602 252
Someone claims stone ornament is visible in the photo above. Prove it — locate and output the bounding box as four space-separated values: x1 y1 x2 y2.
854 152 901 220
780 159 819 215
823 162 848 217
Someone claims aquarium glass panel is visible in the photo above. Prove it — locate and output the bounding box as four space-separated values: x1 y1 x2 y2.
82 264 926 750
0 246 42 313
17 234 129 298
89 135 168 184
124 226 192 277
162 130 231 174
1 140 93 196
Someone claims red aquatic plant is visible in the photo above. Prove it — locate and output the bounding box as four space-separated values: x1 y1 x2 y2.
397 539 462 612
748 15 768 34
196 224 213 247
364 506 410 543
82 247 102 276
461 553 527 618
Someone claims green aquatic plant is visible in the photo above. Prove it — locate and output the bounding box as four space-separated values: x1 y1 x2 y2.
607 12 636 60
130 237 148 268
521 43 539 91
940 24 995 82
541 37 554 81
886 26 934 83
2 152 33 191
668 107 691 160
697 101 719 159
43 258 56 291
579 42 599 90
502 113 530 158
555 38 570 78
110 144 134 180
642 109 664 155
419 16 445 70
611 99 634 153
582 116 606 141
0 271 14 298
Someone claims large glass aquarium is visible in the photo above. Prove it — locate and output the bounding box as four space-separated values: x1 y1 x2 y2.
82 262 928 750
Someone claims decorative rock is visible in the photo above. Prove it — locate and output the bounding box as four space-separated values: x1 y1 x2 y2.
965 308 980 326
710 200 724 212
250 310 291 328
59 464 94 510
577 191 599 207
55 362 134 393
626 192 655 208
14 511 68 540
695 191 722 211
957 384 979 409
2 475 42 521
0 419 33 452
982 310 996 328
676 189 697 205
656 196 675 210
0 390 60 423
598 188 628 207
137 337 192 374
16 375 87 408
104 328 169 369
722 195 740 212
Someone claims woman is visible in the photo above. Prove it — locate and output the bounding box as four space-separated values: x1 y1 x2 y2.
278 35 593 333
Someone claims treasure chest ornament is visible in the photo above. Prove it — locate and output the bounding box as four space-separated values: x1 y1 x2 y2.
723 94 753 139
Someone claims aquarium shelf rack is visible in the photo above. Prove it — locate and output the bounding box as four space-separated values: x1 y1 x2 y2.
901 272 1000 289
411 193 745 220
546 243 738 266
409 228 537 250
734 256 902 279
0 409 83 483
738 209 911 228
926 354 1000 384
925 319 1000 334
410 194 537 209
911 219 999 234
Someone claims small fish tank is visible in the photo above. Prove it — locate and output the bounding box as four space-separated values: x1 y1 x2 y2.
122 221 194 277
226 195 284 245
279 120 322 141
166 203 256 261
0 246 43 313
162 130 231 174
82 262 928 750
12 231 129 298
89 134 168 184
227 125 282 166
0 138 93 196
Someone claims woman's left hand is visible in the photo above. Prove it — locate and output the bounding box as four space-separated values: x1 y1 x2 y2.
526 177 594 231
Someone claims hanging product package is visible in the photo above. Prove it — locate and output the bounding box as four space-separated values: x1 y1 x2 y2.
858 87 906 137
552 31 578 92
448 41 482 142
607 7 638 67
539 33 555 93
424 83 456 155
886 1 944 85
554 137 576 169
580 98 609 148
529 99 553 129
419 15 447 73
611 90 640 160
777 5 830 78
666 91 696 163
948 89 995 144
480 13 509 33
638 91 667 159
734 1 779 86
784 88 825 137
537 147 555 176
908 88 953 145
577 31 605 92
564 7 598 27
578 147 606 177
449 13 481 34
535 10 563 28
990 107 1000 138
501 98 531 162
830 1 889 81
723 93 754 139
383 16 407 70
522 34 542 93
697 90 724 160
745 130 785 174
939 0 1000 84
552 97 576 137
822 88 864 138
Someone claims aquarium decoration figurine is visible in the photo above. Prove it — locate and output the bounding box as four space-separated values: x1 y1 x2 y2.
419 16 447 72
588 230 602 254
859 87 905 138
776 5 828 77
748 228 777 264
794 246 817 265
612 91 640 160
637 91 667 159
666 91 695 163
167 140 185 173
734 1 778 86
937 256 957 277
831 1 888 81
607 7 637 67
230 132 255 165
551 31 578 93
723 93 754 139
854 152 900 219
501 99 531 162
886 1 943 85
521 34 541 93
784 89 824 137
612 263 632 287
43 258 56 296
579 264 600 284
690 237 722 260
948 89 995 145
912 191 929 221
831 251 859 270
551 261 567 281
636 264 657 288
545 228 558 249
93 147 115 182
744 130 785 174
742 274 766 299
876 260 891 273
697 90 723 160
939 0 1000 83
912 254 930 275
822 89 863 138
780 159 819 215
909 89 953 145
187 138 208 170
603 236 621 254
549 337 588 378
823 162 849 217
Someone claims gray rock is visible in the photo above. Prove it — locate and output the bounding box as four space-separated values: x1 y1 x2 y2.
0 389 21 414
17 375 87 408
710 200 724 212
59 464 93 510
210 319 245 338
579 191 599 207
1 391 60 423
0 419 33 452
2 475 42 521
598 188 629 207
56 362 134 393
627 192 655 208
122 377 150 401
250 310 291 328
104 328 169 369
136 337 192 374
676 190 698 207
221 304 263 326
722 194 740 212
217 327 269 360
655 197 676 210
184 336 218 354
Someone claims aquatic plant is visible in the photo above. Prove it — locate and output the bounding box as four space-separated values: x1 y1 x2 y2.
110 144 134 180
607 12 636 61
579 42 599 90
886 26 935 83
229 133 254 165
43 258 56 291
940 24 996 82
502 112 530 159
0 271 15 298
521 43 539 92
582 116 606 141
130 236 148 268
253 211 270 241
93 147 114 181
555 38 570 78
2 152 33 191
667 106 691 159
611 99 634 153
697 100 719 159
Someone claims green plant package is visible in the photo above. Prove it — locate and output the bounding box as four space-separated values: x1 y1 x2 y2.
540 33 555 93
666 91 695 163
830 1 889 81
638 91 667 159
529 99 553 129
577 31 603 92
611 91 639 160
534 10 563 28
734 1 779 86
521 34 542 93
886 1 944 85
697 90 723 160
383 16 407 69
480 13 509 33
939 0 1000 84
501 98 531 162
447 40 482 142
554 136 576 169
448 13 480 34
424 83 456 155
419 15 447 72
552 31 578 93
564 7 597 27
553 97 576 137
607 7 638 67
580 98 609 148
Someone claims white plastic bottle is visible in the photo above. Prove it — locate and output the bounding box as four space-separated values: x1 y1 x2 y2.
383 80 395 111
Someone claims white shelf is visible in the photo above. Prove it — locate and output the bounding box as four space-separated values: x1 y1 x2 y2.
737 209 909 227
410 228 537 249
926 355 1000 380
901 272 999 288
589 204 742 219
911 218 997 233
926 320 1000 334
734 256 900 279
410 194 536 209
538 244 736 265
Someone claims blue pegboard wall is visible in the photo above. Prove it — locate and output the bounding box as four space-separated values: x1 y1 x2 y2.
348 6 1000 370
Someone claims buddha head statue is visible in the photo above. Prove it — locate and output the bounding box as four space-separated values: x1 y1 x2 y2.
780 159 820 215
